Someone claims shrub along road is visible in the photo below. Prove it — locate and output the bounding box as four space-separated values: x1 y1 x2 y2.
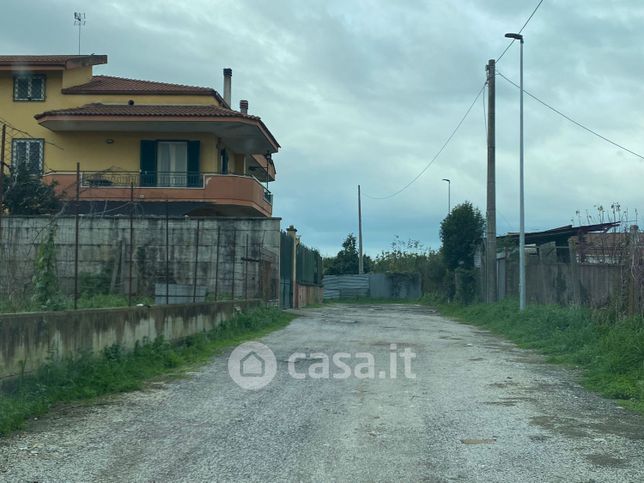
1 304 643 481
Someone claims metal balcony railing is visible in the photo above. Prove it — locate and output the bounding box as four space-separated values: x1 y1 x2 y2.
81 171 204 188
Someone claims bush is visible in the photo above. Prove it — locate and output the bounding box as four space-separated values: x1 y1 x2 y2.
0 307 295 435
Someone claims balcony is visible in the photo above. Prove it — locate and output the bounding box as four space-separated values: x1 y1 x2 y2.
44 171 274 217
81 171 205 189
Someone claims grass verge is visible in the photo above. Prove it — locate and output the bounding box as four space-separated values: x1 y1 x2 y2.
0 306 296 437
436 298 644 414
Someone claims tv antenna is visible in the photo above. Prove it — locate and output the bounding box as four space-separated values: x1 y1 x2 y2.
73 12 86 55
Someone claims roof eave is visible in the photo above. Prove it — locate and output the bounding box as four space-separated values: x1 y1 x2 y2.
0 55 107 71
35 113 280 152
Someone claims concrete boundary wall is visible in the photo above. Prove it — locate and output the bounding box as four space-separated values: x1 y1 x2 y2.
0 300 260 380
0 216 281 302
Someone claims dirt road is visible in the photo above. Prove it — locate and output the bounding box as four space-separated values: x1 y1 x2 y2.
1 304 642 482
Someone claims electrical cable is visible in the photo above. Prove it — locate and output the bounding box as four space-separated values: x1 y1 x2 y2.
496 0 545 63
363 81 487 200
497 71 644 162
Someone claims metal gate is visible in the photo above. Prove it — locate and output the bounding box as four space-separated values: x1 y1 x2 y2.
280 231 293 308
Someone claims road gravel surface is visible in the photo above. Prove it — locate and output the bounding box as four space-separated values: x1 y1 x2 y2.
1 304 642 482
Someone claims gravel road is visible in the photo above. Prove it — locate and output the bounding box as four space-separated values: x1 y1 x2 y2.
1 304 643 482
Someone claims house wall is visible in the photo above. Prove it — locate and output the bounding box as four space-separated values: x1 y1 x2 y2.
41 131 221 174
0 69 245 174
0 299 261 379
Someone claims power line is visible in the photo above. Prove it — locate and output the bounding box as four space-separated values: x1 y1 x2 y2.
496 0 545 63
497 71 644 162
363 81 487 200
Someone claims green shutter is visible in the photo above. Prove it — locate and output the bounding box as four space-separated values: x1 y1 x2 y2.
187 141 200 187
140 140 157 187
220 149 229 174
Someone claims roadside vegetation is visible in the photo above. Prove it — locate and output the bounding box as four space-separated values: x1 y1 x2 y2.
0 307 296 436
323 202 484 304
435 298 644 414
0 294 154 314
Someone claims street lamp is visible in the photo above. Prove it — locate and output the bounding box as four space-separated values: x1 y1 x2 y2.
505 32 526 311
442 178 451 214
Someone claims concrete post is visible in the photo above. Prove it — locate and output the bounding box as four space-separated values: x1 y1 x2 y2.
486 59 497 303
287 225 298 308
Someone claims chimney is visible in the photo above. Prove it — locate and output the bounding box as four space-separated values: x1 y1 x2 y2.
223 68 232 107
240 99 248 114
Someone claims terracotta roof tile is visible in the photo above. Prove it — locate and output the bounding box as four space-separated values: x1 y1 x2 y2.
35 103 260 120
62 75 219 96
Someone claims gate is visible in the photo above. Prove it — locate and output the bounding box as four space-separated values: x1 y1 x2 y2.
280 231 293 308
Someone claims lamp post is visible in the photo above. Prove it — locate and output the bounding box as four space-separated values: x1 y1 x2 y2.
505 32 526 311
442 178 451 214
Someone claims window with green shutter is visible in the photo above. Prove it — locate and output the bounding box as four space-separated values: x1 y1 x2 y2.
140 140 200 187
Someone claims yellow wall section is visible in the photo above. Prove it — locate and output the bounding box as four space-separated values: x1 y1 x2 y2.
61 66 93 89
44 131 219 173
0 70 235 173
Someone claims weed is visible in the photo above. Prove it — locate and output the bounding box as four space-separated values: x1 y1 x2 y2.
0 307 295 436
437 299 644 414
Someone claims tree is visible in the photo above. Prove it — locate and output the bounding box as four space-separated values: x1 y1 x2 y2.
440 202 485 270
373 236 447 294
325 233 372 275
1 163 61 215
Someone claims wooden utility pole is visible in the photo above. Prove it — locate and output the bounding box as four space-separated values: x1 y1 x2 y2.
486 59 497 303
358 184 364 274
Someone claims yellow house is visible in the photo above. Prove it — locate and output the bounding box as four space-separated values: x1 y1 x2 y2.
0 55 279 217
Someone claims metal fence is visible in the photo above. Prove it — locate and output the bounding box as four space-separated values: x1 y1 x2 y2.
323 273 421 300
0 214 280 309
279 231 323 308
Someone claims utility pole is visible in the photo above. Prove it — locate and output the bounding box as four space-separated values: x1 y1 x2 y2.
505 32 526 311
486 59 497 303
358 184 364 274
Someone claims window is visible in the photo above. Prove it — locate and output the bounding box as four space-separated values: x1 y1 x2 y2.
13 75 46 101
140 140 200 187
220 149 229 174
11 139 44 175
13 75 45 101
157 141 188 187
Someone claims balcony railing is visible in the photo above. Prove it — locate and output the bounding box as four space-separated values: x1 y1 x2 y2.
81 171 204 188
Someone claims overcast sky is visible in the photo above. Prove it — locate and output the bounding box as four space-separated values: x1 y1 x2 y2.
3 0 643 256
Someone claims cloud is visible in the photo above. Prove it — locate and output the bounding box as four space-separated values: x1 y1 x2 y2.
2 0 642 255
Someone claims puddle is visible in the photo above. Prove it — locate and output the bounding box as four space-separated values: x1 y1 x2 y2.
585 454 628 468
460 438 496 445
